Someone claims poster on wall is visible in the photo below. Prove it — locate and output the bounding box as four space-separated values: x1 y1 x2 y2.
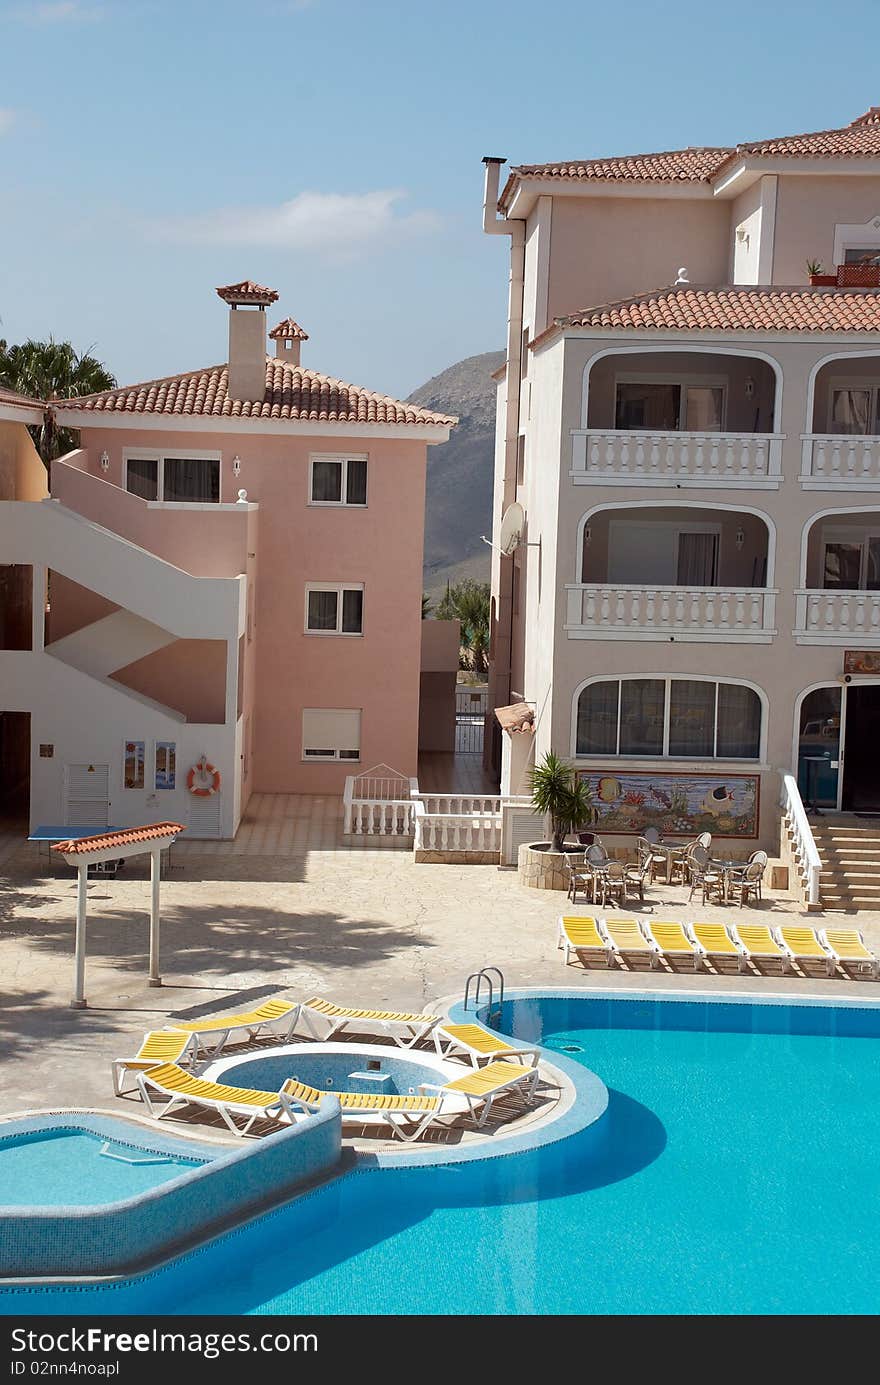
844 650 880 675
574 770 760 839
155 741 177 791
123 741 145 790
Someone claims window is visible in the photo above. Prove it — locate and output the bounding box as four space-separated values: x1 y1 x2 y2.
124 451 220 503
516 434 526 487
828 385 880 435
844 247 880 266
614 378 725 432
575 678 762 760
309 455 368 506
305 583 364 634
302 708 361 761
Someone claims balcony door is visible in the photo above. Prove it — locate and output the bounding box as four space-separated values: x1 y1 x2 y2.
821 529 880 591
607 520 719 586
842 686 880 812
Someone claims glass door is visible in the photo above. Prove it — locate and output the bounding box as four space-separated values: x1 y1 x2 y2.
797 687 842 810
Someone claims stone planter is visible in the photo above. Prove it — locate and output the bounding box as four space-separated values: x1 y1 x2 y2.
518 841 582 891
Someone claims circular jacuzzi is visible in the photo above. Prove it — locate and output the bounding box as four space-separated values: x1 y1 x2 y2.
205 1042 463 1099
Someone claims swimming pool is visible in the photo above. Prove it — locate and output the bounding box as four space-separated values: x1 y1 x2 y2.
211 1042 460 1098
0 1126 205 1207
5 990 880 1314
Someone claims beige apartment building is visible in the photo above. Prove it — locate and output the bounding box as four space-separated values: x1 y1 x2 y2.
482 107 880 893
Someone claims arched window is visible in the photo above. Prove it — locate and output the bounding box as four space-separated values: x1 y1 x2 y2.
574 677 763 760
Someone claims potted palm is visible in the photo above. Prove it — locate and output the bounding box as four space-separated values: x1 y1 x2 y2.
528 751 595 852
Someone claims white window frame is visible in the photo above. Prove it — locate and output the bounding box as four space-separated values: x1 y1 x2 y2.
304 582 365 636
825 377 880 435
123 448 223 504
833 216 880 269
308 454 369 507
820 524 880 591
571 673 766 763
613 371 728 432
301 707 361 762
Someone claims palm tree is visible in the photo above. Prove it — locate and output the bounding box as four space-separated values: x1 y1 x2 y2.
421 592 433 619
436 579 490 678
529 751 595 852
0 338 115 471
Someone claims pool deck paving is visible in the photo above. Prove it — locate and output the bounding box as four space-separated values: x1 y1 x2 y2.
4 790 880 1139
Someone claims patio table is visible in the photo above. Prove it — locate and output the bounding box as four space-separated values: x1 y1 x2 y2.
710 858 745 906
655 840 689 884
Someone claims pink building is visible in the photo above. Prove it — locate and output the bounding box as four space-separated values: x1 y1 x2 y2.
0 282 454 837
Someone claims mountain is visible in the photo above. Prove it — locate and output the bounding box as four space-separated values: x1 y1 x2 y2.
407 349 504 600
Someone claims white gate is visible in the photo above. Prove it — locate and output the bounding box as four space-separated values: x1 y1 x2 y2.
343 764 416 835
64 763 110 828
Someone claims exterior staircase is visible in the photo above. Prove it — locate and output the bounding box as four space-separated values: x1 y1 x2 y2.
811 815 880 911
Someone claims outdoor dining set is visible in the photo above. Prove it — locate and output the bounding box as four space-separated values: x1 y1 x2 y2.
564 827 768 909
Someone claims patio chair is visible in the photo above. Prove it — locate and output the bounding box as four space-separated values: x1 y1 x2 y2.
135 1062 292 1137
819 927 879 978
776 925 836 977
557 914 615 968
696 831 712 850
296 998 439 1048
585 841 609 866
725 858 765 908
112 1029 198 1096
601 859 629 909
687 844 724 905
166 998 302 1056
433 1022 540 1067
624 853 651 902
563 852 590 904
637 835 667 883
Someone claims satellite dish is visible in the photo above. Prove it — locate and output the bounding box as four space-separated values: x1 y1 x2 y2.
499 502 525 557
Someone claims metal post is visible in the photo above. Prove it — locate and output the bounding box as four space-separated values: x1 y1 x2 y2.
71 864 88 1009
149 847 162 987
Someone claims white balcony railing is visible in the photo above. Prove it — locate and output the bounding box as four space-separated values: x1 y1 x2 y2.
413 806 502 854
565 584 777 642
801 434 880 488
571 430 783 487
780 772 821 908
795 589 880 644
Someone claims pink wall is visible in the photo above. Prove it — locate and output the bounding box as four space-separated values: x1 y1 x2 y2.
72 425 427 791
772 174 880 285
545 196 730 321
46 574 119 642
110 638 227 723
53 455 254 578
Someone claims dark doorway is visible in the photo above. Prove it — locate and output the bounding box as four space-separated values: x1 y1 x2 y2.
842 687 880 811
0 711 30 824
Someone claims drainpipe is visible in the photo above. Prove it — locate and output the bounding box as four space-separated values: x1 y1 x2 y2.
482 156 525 776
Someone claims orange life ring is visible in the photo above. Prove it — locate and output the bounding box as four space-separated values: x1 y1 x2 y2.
187 758 221 797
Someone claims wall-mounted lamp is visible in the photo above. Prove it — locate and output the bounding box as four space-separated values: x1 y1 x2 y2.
736 227 750 248
584 526 592 547
735 527 745 551
232 455 242 478
99 451 110 472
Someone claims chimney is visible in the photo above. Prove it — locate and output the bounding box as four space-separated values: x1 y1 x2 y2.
269 316 309 368
216 279 279 401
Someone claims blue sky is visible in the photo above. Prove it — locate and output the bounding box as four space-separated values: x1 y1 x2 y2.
1 0 878 398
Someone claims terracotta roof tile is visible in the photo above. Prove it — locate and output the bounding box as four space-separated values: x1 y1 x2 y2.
495 702 536 735
510 146 730 186
500 107 880 202
55 357 457 427
269 317 309 341
0 384 44 409
216 280 279 306
557 285 880 334
51 822 185 855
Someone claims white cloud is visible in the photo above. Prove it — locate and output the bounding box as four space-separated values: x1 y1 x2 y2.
154 189 441 256
0 109 18 135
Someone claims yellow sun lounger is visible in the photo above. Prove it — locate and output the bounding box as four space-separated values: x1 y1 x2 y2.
776 926 836 976
166 998 301 1055
112 1029 198 1096
557 915 614 968
601 918 661 968
687 922 749 973
297 998 439 1048
820 927 879 977
135 1062 291 1136
729 923 788 969
645 920 702 971
282 1061 541 1141
432 1022 540 1068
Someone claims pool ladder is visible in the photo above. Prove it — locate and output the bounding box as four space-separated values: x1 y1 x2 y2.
462 967 505 1026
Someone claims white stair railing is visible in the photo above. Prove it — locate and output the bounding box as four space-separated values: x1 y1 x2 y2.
780 772 821 907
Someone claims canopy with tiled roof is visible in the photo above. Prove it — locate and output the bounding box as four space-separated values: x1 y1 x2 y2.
550 285 880 335
54 356 456 428
269 317 309 341
216 280 279 306
499 107 880 206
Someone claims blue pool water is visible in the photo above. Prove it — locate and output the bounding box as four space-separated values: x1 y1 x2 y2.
219 1050 443 1097
0 1128 204 1207
5 993 880 1314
